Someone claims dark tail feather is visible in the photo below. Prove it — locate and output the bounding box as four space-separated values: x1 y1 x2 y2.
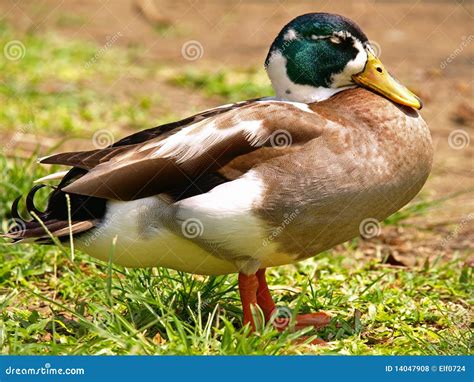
4 169 107 244
11 195 22 220
25 184 47 218
3 191 98 244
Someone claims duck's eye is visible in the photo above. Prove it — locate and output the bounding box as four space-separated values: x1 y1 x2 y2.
329 36 342 44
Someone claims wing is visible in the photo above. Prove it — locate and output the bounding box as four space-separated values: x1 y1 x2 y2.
41 100 326 200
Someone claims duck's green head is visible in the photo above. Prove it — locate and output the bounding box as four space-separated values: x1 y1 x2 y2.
265 13 422 109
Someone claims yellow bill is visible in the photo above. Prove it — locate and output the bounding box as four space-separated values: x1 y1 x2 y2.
352 51 422 110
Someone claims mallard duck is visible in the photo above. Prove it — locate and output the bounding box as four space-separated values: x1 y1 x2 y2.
6 13 433 333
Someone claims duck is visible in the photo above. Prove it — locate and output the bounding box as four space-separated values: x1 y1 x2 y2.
5 13 433 333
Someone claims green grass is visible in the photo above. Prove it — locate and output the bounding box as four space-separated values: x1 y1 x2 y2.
0 21 472 355
0 156 471 355
168 68 274 102
0 20 166 137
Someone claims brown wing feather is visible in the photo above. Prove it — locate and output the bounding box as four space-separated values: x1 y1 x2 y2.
40 100 256 169
61 134 253 200
40 147 129 170
44 101 326 200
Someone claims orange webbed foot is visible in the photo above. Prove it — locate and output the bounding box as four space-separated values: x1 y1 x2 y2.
294 312 331 331
270 310 331 331
239 268 331 345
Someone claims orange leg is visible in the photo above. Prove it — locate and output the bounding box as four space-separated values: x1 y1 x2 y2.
256 268 276 321
238 272 259 330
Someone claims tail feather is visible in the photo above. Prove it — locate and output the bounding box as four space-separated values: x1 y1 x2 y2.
4 219 96 243
4 168 107 244
25 184 48 217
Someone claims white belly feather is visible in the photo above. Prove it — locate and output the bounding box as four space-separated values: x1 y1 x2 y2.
75 172 295 275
